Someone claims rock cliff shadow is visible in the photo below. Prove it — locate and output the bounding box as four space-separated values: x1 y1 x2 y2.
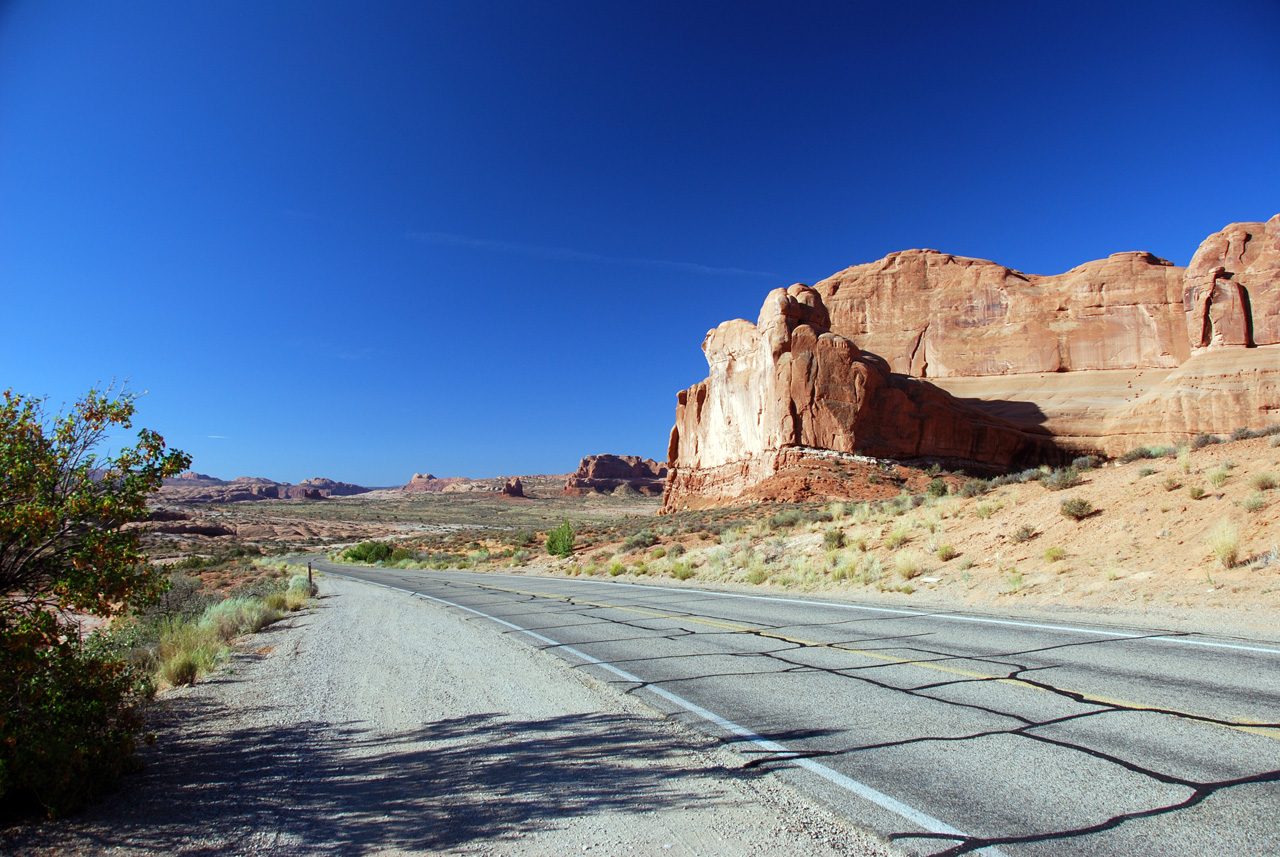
26 692 760 855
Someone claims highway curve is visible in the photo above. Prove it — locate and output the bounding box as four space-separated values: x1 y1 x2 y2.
311 561 1280 857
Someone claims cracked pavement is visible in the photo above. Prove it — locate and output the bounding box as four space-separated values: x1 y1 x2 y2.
314 563 1280 857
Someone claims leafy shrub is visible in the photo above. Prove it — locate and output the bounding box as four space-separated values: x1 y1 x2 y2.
1205 523 1240 568
1011 524 1036 543
1188 486 1206 500
623 530 658 551
343 542 393 564
389 547 415 563
1043 546 1066 562
1060 497 1094 520
607 563 625 576
1042 467 1080 491
1162 476 1181 492
1250 473 1278 491
651 547 666 559
545 520 576 557
925 478 948 497
936 545 957 561
824 528 845 550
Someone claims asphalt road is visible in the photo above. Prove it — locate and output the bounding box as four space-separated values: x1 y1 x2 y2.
302 561 1280 857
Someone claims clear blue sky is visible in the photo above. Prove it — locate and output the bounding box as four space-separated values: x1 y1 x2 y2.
3 1 1278 486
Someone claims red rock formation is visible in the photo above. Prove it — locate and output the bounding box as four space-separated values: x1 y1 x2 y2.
663 286 1059 510
501 477 525 498
563 455 668 496
664 216 1280 509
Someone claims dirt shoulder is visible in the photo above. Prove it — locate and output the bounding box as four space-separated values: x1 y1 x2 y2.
2 576 894 857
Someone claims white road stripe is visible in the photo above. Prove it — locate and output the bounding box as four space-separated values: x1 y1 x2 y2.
330 569 1006 855
417 568 1280 656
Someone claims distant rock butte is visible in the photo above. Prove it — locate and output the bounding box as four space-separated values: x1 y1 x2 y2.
563 455 668 496
663 216 1280 511
502 477 525 498
158 475 371 503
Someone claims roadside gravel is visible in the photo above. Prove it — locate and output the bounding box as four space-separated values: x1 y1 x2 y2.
3 575 895 856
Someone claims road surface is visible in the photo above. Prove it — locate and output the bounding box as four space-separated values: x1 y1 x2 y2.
308 561 1280 857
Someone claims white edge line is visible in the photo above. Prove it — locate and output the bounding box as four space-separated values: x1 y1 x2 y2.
330 570 1006 856
409 568 1280 656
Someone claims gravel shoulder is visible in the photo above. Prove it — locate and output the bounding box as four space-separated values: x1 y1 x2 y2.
3 575 895 857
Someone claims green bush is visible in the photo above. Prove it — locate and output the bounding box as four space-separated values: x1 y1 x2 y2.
1060 497 1094 520
671 563 696 581
0 616 147 817
1044 546 1067 562
623 530 658 551
936 545 957 562
925 478 948 498
343 542 393 564
545 521 576 557
823 528 845 550
960 479 989 498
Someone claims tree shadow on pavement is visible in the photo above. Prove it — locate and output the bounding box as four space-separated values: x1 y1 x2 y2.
3 685 770 856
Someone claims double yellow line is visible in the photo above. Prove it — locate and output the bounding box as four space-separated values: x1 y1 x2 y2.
466 581 1280 741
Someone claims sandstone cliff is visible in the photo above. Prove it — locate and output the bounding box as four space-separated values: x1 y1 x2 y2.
664 216 1280 510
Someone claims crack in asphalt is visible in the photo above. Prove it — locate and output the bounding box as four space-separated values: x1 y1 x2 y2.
405 575 1279 854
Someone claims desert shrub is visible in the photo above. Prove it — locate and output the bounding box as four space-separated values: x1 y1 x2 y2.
884 527 910 549
1272 435 1280 448
1162 475 1181 492
1042 467 1080 491
936 545 957 562
1205 522 1240 568
1011 524 1036 543
1060 497 1094 520
667 543 686 557
1209 468 1230 488
623 530 658 551
926 463 942 476
1072 455 1101 471
343 542 392 564
1137 466 1156 478
823 528 845 550
895 551 924 580
1191 432 1221 450
1188 486 1206 500
1005 568 1024 592
973 503 996 520
960 479 989 498
506 529 535 547
1043 545 1067 562
768 509 803 529
607 563 625 576
263 592 288 612
909 494 926 508
545 520 576 557
511 549 531 566
651 547 666 559
828 502 845 519
1243 493 1265 513
671 563 695 581
1250 473 1278 491
744 568 768 585
1232 426 1254 441
1119 445 1174 463
288 573 317 597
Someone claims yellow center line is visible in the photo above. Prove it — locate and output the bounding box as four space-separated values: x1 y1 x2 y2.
466 582 1280 740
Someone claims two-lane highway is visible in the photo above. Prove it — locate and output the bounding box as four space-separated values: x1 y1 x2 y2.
309 561 1280 856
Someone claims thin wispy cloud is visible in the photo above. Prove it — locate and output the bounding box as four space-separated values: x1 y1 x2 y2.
207 435 227 439
409 231 777 278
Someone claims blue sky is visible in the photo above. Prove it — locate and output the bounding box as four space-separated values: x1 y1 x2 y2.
2 1 1278 485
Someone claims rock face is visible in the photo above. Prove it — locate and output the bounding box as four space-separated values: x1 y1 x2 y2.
663 286 1059 510
664 216 1280 510
501 477 525 498
563 455 668 496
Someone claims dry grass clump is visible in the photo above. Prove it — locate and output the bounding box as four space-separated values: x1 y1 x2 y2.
894 551 924 580
936 545 958 562
1043 545 1067 562
1204 522 1240 569
1250 472 1277 491
1059 497 1094 520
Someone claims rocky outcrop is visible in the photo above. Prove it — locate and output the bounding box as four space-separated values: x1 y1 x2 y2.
662 286 1058 510
562 455 668 496
501 477 525 498
664 216 1280 509
157 475 370 503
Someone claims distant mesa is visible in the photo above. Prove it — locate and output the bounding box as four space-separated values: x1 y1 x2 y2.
663 214 1280 511
563 455 667 496
158 474 371 503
